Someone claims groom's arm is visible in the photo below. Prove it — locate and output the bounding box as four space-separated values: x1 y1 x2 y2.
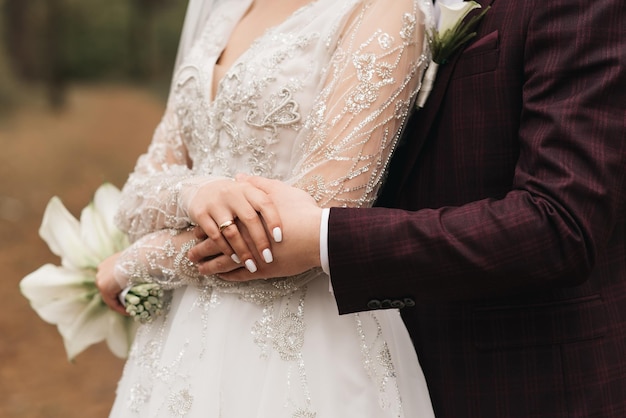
325 0 626 313
214 0 625 315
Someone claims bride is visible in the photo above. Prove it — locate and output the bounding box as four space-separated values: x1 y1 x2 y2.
96 0 434 416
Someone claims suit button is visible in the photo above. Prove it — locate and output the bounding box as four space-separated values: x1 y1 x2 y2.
367 300 381 309
391 300 405 309
380 299 392 308
404 298 416 307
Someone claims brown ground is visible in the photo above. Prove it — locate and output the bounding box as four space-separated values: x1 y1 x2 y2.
0 84 165 417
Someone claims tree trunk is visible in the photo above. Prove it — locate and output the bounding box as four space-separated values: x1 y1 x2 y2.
45 0 67 108
128 0 162 80
3 0 36 79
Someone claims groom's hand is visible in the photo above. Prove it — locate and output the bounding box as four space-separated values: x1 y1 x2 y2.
192 175 324 281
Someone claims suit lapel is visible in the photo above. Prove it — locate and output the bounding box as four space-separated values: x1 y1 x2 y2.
394 0 496 195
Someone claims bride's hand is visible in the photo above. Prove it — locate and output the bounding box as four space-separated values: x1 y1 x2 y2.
185 178 283 273
192 175 323 280
95 253 128 316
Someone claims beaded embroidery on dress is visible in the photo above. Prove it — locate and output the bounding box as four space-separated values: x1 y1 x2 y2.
109 0 435 416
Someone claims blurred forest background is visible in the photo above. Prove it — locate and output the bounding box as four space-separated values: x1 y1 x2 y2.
0 0 188 109
0 0 188 416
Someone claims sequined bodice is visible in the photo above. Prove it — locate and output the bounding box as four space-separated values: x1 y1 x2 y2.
109 1 436 417
174 0 327 179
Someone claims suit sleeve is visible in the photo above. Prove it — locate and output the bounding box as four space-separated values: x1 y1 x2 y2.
328 0 626 313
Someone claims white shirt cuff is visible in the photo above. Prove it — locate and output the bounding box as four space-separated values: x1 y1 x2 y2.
320 207 331 277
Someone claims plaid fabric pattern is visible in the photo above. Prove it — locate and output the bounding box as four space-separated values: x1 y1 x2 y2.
329 0 626 416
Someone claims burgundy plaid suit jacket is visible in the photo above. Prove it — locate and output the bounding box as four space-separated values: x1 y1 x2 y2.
328 0 626 416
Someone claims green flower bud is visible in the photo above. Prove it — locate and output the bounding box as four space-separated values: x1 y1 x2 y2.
125 294 141 306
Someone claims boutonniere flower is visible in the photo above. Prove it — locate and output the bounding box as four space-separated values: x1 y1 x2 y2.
415 0 490 108
19 183 163 361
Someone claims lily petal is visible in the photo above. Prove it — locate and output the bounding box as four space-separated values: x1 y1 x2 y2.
20 264 97 325
80 184 129 260
93 183 122 231
35 294 94 326
58 294 110 361
105 313 138 359
20 264 93 305
39 197 100 269
90 183 126 249
80 202 117 260
438 1 481 34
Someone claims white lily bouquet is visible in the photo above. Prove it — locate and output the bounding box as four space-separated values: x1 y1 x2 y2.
20 183 164 361
415 0 490 108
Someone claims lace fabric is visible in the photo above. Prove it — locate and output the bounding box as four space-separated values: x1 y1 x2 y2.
114 0 429 295
110 0 435 416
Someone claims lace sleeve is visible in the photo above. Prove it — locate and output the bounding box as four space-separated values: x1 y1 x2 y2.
115 228 200 290
114 110 227 241
114 226 323 303
288 0 428 208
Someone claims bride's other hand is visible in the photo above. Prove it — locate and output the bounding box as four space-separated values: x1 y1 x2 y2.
187 226 242 275
95 253 128 316
185 178 283 273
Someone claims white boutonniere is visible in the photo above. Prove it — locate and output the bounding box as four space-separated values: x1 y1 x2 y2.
19 183 164 361
416 0 490 108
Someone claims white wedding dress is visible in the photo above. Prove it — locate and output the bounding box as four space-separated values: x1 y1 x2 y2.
109 0 434 416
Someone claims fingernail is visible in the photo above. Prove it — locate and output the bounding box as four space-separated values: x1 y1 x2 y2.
245 259 257 273
262 248 273 263
231 254 241 264
273 227 283 243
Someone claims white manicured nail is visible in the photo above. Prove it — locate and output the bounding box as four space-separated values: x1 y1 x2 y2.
273 227 283 243
245 259 257 273
231 254 241 264
262 248 273 263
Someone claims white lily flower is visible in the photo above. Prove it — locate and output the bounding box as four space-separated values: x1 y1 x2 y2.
39 196 101 270
93 183 124 233
58 293 135 361
106 312 139 358
20 183 137 361
80 184 129 261
437 0 481 35
415 0 488 108
20 264 93 324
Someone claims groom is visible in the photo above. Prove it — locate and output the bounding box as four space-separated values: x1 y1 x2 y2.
193 0 626 416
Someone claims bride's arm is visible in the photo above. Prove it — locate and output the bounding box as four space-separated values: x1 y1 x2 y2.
114 109 203 240
96 227 202 313
117 94 282 264
287 0 427 209
113 228 202 289
97 114 282 311
192 0 429 275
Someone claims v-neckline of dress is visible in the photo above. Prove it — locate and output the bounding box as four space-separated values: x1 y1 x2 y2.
208 0 319 102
